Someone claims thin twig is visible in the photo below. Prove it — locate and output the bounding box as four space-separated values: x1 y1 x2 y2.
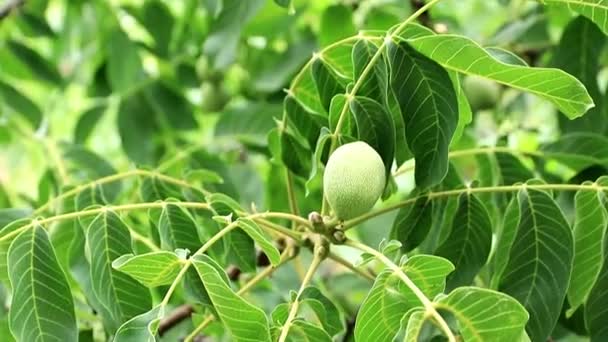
345 239 456 342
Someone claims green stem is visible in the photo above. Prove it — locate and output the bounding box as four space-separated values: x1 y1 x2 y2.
328 252 375 281
2 202 305 243
344 182 606 229
345 239 456 342
285 169 300 229
34 169 207 215
393 146 544 177
278 249 324 342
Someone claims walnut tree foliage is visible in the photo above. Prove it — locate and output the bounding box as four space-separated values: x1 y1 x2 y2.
2 0 608 341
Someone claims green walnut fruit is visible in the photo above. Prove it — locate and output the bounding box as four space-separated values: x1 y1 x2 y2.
324 141 386 220
463 76 500 111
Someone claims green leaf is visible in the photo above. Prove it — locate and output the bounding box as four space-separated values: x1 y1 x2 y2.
349 96 395 177
585 233 608 342
552 16 606 133
86 210 152 331
144 82 198 131
352 39 389 104
7 40 62 85
107 28 144 93
300 286 345 336
140 175 184 202
62 144 121 201
112 251 184 288
542 133 608 172
192 254 272 341
311 58 346 112
237 218 281 266
0 218 29 283
435 287 529 341
74 104 107 145
114 305 163 342
541 0 608 35
133 1 175 58
435 192 492 290
404 34 594 118
216 102 280 145
203 0 265 69
158 202 201 252
401 309 426 342
227 228 257 273
0 80 42 128
387 40 458 189
354 255 454 342
495 152 534 185
8 225 77 341
117 92 156 165
280 129 312 178
284 95 326 148
567 182 607 315
499 188 573 342
273 320 333 342
319 4 356 47
490 197 521 289
391 196 433 253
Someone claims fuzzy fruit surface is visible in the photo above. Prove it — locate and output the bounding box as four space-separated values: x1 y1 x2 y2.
324 141 386 220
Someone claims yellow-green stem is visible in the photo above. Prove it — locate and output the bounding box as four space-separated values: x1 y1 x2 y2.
278 250 324 342
344 182 607 229
345 239 456 342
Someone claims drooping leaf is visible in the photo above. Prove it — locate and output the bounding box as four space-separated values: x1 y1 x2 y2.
203 0 265 69
391 196 433 253
86 210 152 332
354 255 454 342
284 95 326 148
114 305 163 342
319 4 356 47
117 92 156 165
567 181 607 315
280 129 312 178
495 152 534 185
586 233 608 342
311 58 346 112
542 133 608 172
0 218 30 283
300 286 345 336
237 218 281 266
7 40 62 85
0 80 43 128
435 192 492 290
401 309 426 342
8 225 77 342
74 104 107 145
157 202 201 252
140 175 185 202
387 40 458 189
192 254 272 341
542 0 608 36
112 251 184 288
349 96 395 176
404 34 594 118
435 287 529 341
490 196 521 289
499 188 573 342
352 39 389 104
552 16 606 133
107 28 144 93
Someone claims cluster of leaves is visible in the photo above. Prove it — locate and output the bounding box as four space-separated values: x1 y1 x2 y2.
2 0 608 341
